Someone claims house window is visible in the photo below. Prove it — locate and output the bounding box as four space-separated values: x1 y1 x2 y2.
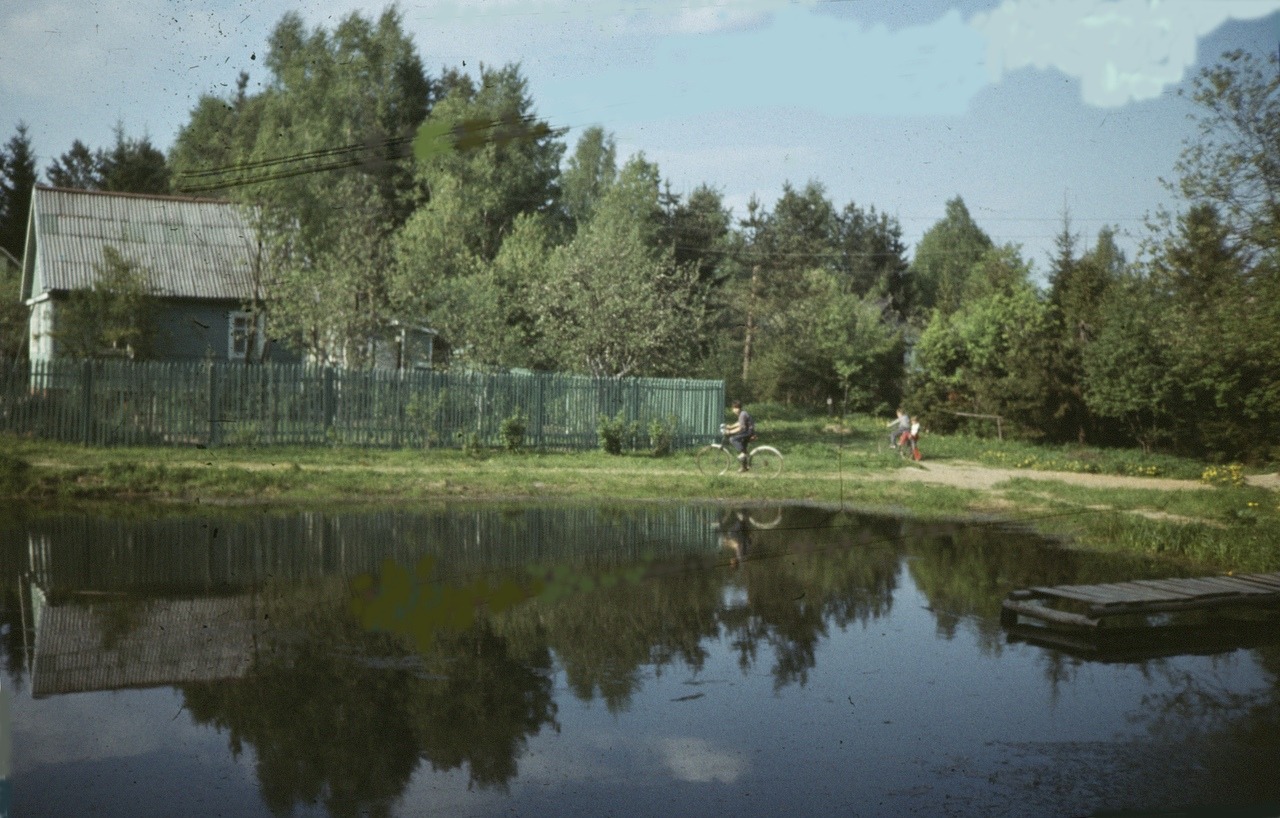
229 311 252 361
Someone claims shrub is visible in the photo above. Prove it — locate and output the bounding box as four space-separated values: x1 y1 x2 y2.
597 411 637 455
456 430 484 456
500 409 527 452
648 414 678 457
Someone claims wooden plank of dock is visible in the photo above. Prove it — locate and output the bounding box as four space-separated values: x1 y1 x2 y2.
1001 571 1280 630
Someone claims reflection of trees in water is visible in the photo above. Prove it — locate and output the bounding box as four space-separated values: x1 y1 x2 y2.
1118 643 1280 805
181 579 558 816
905 522 1058 651
529 506 903 697
527 555 723 713
170 504 915 815
905 519 1189 656
721 507 902 689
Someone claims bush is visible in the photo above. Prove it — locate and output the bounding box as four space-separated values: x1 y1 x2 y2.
456 430 484 456
500 409 527 452
648 414 678 457
597 411 638 455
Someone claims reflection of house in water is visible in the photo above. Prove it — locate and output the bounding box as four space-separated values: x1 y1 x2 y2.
12 506 725 698
29 590 261 699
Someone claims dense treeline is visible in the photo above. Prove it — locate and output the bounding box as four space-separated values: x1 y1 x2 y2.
2 10 1277 461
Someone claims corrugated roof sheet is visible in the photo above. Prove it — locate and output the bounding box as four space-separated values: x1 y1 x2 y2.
32 186 259 301
31 595 259 697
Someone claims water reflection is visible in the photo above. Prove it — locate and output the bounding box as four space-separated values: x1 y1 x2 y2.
1 503 1277 816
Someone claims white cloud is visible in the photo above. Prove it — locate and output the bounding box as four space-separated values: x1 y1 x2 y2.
411 0 793 34
670 6 773 35
971 0 1280 106
657 736 746 783
512 729 747 786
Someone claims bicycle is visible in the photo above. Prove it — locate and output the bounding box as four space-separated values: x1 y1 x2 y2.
696 425 784 477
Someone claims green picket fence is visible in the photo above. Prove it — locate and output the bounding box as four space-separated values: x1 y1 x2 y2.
0 360 725 450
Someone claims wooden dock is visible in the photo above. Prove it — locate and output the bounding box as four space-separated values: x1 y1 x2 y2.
1001 572 1280 630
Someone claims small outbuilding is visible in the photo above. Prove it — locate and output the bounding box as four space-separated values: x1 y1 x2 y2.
19 186 294 366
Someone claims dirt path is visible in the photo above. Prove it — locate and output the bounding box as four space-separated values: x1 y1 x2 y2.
876 460 1211 492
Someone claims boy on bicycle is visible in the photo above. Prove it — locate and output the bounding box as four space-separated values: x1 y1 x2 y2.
725 400 755 472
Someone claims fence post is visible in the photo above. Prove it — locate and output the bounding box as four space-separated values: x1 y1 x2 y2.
207 362 220 447
630 378 640 427
323 366 336 438
80 359 93 446
535 373 545 449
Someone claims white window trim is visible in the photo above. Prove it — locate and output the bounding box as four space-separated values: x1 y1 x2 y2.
228 310 252 361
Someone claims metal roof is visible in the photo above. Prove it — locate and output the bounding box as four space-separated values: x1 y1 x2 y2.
30 594 259 698
29 186 259 301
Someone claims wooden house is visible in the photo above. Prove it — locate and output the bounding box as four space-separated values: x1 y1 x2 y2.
18 186 297 365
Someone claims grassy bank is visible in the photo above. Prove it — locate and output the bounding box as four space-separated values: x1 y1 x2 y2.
1 412 1277 571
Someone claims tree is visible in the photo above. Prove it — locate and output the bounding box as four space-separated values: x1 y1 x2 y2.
766 180 841 278
98 124 171 194
1044 225 1128 443
53 246 158 359
1141 201 1269 457
46 140 102 189
418 211 554 370
534 155 708 377
1082 277 1175 453
46 125 173 195
1148 202 1242 308
1154 47 1280 458
168 72 264 198
714 182 906 408
909 196 992 317
751 267 904 410
836 201 911 316
660 182 732 290
403 64 563 259
0 123 38 262
0 251 26 362
724 182 843 397
171 9 433 366
391 63 564 337
907 265 1057 439
1173 49 1280 256
560 126 616 229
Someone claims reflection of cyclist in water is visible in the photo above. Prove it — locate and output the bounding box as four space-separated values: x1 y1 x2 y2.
720 508 752 568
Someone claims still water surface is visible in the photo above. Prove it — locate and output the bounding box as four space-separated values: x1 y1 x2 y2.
1 503 1278 817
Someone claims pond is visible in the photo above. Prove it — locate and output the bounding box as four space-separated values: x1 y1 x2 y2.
0 503 1277 817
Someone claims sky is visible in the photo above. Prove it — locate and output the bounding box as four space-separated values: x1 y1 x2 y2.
4 0 1280 276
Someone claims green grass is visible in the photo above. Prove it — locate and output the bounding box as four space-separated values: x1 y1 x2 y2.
2 413 1277 571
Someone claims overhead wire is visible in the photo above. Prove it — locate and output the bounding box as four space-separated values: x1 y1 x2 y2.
170 123 1157 259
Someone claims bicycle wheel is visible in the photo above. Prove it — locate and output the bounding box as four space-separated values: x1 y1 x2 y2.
748 506 784 529
696 444 736 476
748 446 783 478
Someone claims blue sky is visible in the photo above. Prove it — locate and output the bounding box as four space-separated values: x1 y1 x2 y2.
4 0 1280 275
